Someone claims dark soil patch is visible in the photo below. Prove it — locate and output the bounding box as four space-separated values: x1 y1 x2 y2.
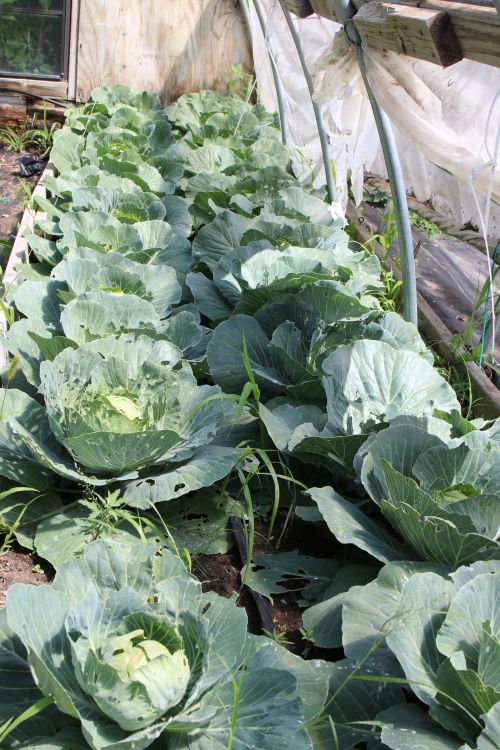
193 549 263 635
193 513 335 656
0 548 49 606
193 550 240 599
0 146 43 266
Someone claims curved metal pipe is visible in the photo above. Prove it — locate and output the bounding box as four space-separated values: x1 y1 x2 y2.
247 0 290 145
278 0 336 204
330 2 418 324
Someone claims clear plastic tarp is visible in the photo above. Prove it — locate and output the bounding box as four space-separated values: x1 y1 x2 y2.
249 0 500 239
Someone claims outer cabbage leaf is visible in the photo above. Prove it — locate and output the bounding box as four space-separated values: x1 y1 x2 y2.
38 335 224 475
1 539 328 750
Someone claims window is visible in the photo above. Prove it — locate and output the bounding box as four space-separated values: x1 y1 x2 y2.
0 0 71 80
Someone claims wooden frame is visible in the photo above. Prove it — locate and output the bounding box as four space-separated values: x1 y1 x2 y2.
308 0 500 68
0 162 55 368
0 0 79 100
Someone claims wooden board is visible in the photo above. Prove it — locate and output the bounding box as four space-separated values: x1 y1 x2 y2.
309 0 500 69
0 77 69 98
75 0 253 103
354 3 463 67
283 0 315 17
0 163 55 368
390 0 500 68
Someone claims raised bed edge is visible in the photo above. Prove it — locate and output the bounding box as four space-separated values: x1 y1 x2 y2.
0 162 55 369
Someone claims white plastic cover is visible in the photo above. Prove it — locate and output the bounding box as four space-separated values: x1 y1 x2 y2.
248 0 500 238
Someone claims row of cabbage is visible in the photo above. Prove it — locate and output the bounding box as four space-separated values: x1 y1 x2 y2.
0 84 497 750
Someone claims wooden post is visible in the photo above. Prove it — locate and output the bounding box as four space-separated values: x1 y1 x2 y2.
309 0 340 20
282 0 314 16
354 3 462 67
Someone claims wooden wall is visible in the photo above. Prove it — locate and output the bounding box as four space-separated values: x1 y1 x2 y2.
75 0 253 103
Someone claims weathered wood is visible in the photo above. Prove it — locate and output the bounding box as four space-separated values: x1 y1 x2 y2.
0 77 69 98
0 163 55 368
75 0 253 103
389 0 500 68
310 0 500 68
354 3 462 66
67 0 80 100
283 0 315 17
0 95 26 120
308 0 340 20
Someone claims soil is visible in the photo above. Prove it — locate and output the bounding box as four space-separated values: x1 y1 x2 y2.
0 145 43 267
193 513 334 656
0 511 327 657
0 548 49 606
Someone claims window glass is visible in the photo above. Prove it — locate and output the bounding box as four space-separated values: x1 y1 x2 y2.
0 13 63 76
0 1 64 12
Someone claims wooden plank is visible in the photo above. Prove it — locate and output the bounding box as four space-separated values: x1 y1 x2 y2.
309 0 340 20
354 3 462 66
75 0 253 103
389 0 500 68
0 94 26 119
67 0 81 100
310 0 500 68
0 163 55 368
283 0 315 17
0 77 69 98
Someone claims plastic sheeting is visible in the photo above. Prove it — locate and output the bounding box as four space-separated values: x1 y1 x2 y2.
248 0 500 238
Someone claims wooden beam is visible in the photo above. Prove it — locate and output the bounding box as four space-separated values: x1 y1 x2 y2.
283 0 315 16
309 0 500 69
0 77 69 98
354 3 462 67
390 0 500 68
309 0 339 19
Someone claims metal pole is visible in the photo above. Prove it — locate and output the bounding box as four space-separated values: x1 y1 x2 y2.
248 0 290 145
239 0 253 44
278 0 336 205
330 1 418 325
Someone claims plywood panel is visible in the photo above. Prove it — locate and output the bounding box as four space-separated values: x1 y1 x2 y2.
76 0 252 102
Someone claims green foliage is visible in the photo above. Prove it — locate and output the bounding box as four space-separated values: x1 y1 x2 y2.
0 109 61 155
0 83 497 750
0 539 329 749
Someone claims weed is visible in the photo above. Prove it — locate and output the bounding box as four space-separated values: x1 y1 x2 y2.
0 107 61 156
409 210 441 237
0 697 55 746
263 625 293 647
435 354 474 419
16 180 34 213
0 485 44 555
224 64 255 101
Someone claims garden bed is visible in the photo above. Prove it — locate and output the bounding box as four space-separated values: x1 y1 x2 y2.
0 145 44 266
0 85 497 750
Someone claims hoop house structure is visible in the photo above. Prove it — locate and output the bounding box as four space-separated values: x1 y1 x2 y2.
0 2 499 749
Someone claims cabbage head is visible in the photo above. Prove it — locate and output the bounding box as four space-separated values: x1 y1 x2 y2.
0 335 240 499
1 539 329 749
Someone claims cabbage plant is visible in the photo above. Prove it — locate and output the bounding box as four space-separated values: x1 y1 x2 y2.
0 335 240 502
340 560 500 750
358 415 500 566
1 539 329 750
259 339 460 477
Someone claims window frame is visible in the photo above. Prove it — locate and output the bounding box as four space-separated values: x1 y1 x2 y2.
0 0 72 81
